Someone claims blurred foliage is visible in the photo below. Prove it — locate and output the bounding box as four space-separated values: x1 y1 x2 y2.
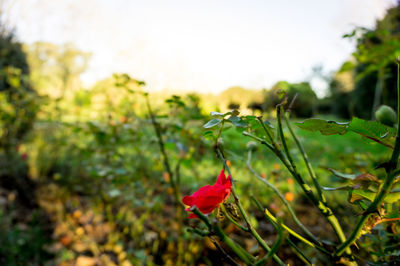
326 5 400 119
2 4 400 265
0 27 40 149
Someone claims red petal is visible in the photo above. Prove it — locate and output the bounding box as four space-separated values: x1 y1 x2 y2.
216 169 227 185
225 175 232 189
188 213 198 219
191 185 213 198
182 195 194 206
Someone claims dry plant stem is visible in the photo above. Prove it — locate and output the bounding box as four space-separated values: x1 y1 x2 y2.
145 94 181 205
246 150 321 245
144 94 184 264
335 61 400 256
255 116 352 256
216 148 286 266
209 237 240 266
191 208 256 264
254 222 285 266
287 238 313 265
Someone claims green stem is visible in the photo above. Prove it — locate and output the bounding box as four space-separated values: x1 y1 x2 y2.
335 168 400 256
247 150 321 245
287 238 313 265
216 148 285 266
191 208 255 264
221 204 249 232
276 105 295 171
251 197 329 254
283 111 326 203
249 117 351 256
145 94 181 204
335 61 400 257
251 196 315 264
254 221 286 266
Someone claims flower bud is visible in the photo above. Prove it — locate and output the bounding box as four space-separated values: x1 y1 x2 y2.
246 141 258 151
217 138 224 147
375 105 397 127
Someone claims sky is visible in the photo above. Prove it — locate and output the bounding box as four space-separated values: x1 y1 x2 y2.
4 0 398 96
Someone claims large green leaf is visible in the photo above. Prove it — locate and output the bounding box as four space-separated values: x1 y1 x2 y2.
296 119 348 135
347 117 396 149
297 117 396 149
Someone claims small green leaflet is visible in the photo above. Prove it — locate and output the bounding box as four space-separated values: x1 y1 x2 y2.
210 110 240 117
328 168 358 180
203 118 222 128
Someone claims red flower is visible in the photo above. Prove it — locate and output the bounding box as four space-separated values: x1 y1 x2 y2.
182 169 231 219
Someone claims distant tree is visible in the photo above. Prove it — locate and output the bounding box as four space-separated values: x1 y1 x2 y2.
265 81 317 118
339 4 400 119
247 101 264 115
218 86 263 112
26 42 91 95
0 25 38 149
227 102 240 110
0 23 39 206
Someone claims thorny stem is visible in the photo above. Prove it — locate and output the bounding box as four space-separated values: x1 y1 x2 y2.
251 196 316 264
216 148 285 266
251 196 330 255
209 237 240 266
335 61 400 256
247 150 321 246
251 115 352 257
276 105 296 173
220 204 249 232
254 221 286 266
287 238 313 265
282 110 326 203
191 207 256 264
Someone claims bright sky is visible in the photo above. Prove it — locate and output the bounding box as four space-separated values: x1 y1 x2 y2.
5 0 398 96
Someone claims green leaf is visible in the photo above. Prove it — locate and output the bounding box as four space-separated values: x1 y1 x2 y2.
322 186 351 191
210 111 226 116
384 192 400 204
165 142 176 150
351 189 400 204
108 189 121 197
228 116 248 128
264 120 275 129
203 118 222 128
349 189 376 203
339 61 355 72
296 119 348 135
328 168 358 180
347 117 396 149
210 110 240 117
297 117 396 149
203 130 214 137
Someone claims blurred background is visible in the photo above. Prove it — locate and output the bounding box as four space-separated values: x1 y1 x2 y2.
1 0 400 265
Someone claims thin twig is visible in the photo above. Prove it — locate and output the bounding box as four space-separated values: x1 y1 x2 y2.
209 237 240 266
